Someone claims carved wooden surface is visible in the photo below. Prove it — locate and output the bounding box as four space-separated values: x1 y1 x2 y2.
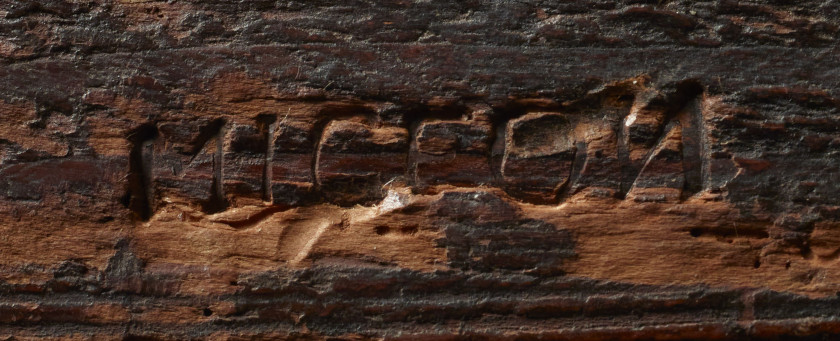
0 1 839 339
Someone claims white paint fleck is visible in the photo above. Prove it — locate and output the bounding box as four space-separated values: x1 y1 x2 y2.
378 189 407 213
625 112 637 127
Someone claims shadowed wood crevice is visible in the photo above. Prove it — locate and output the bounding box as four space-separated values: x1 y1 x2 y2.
557 140 588 202
259 114 278 202
207 120 228 214
126 124 158 221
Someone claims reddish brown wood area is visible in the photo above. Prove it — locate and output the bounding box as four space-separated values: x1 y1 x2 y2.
0 1 839 339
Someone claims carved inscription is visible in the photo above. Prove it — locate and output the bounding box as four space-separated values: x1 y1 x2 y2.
317 120 409 205
270 120 316 206
127 82 708 219
501 113 576 202
413 117 494 189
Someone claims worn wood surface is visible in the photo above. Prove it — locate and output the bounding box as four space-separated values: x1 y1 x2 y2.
0 1 839 339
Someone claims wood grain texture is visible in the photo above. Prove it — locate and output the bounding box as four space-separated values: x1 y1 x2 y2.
0 1 839 339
